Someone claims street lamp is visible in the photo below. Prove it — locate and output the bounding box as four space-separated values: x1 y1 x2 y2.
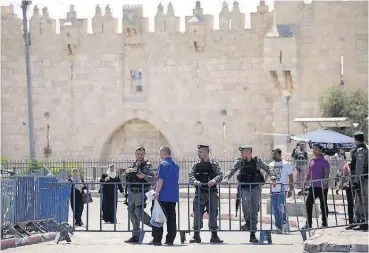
21 0 36 160
283 90 292 139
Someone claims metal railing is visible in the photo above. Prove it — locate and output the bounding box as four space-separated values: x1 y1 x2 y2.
1 157 351 186
39 174 368 244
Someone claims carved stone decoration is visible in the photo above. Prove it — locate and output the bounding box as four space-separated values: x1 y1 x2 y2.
167 2 174 16
67 5 77 23
32 6 40 18
233 1 240 9
42 7 50 19
68 124 78 135
193 121 204 134
94 5 102 17
157 3 164 12
9 4 14 14
105 5 112 17
222 1 229 9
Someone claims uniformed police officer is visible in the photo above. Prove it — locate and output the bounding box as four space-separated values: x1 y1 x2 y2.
351 131 368 231
222 145 276 243
124 146 155 243
188 145 223 243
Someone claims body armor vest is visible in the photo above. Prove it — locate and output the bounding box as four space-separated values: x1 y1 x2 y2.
126 161 148 189
357 144 368 176
194 161 216 190
237 157 265 188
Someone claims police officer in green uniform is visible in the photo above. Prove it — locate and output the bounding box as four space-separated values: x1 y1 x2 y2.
222 145 276 243
124 146 155 243
188 145 223 243
351 131 368 231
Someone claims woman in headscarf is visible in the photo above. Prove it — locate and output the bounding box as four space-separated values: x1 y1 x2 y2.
69 167 86 226
100 164 124 223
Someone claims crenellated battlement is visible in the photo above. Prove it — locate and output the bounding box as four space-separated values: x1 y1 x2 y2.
1 1 273 36
122 4 144 10
1 0 367 159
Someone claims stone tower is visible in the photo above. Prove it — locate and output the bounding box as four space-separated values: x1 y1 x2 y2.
122 4 149 34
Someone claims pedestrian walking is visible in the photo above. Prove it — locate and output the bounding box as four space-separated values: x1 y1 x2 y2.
100 164 124 223
302 144 330 229
69 167 86 226
268 148 294 233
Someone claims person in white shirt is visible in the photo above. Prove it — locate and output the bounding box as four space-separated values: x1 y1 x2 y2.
268 149 294 233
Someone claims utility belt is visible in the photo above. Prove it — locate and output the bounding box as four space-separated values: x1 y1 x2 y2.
128 187 150 193
196 186 218 193
239 184 261 189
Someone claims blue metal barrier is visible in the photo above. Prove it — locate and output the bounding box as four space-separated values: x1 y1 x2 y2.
14 176 35 223
1 177 17 225
1 176 71 226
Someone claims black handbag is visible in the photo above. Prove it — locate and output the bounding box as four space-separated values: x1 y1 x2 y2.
83 192 93 204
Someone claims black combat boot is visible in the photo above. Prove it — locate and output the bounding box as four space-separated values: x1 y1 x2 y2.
345 224 357 230
210 232 223 243
240 223 250 231
190 232 201 243
125 237 139 244
249 232 259 243
353 223 368 231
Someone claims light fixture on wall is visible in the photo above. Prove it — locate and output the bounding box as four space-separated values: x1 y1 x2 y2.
222 122 226 152
282 90 291 142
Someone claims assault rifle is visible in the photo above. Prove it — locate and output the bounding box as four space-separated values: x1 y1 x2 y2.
235 188 240 217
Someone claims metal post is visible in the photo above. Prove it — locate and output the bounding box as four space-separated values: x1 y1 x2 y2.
286 95 291 137
21 0 36 160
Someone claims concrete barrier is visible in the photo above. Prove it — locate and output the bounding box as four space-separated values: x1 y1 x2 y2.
266 199 320 218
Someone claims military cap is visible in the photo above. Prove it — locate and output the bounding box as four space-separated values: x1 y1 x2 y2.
135 146 145 151
239 145 252 151
354 131 364 137
354 131 365 142
197 145 210 149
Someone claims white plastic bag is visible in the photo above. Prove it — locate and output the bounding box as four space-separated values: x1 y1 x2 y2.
145 190 155 201
152 200 167 223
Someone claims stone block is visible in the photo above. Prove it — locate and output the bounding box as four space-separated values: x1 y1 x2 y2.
266 199 319 218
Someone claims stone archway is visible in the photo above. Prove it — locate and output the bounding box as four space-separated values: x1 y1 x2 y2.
92 109 182 159
101 118 170 159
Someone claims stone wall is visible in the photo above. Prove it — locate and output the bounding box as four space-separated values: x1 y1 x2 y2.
1 1 367 159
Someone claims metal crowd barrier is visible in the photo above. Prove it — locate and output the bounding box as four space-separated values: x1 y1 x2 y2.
45 173 368 244
1 158 351 186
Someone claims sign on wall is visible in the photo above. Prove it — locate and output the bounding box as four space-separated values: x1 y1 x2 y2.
131 69 142 92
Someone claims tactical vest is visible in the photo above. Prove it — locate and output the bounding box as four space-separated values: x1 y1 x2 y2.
357 144 368 176
126 161 148 189
194 161 216 190
237 157 265 188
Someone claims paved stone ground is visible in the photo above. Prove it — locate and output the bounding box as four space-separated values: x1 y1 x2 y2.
4 231 305 253
4 198 308 252
4 197 364 253
303 227 368 253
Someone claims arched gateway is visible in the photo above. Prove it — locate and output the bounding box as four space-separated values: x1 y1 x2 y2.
93 110 182 159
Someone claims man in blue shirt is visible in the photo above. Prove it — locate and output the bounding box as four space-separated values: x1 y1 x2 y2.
151 145 179 245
